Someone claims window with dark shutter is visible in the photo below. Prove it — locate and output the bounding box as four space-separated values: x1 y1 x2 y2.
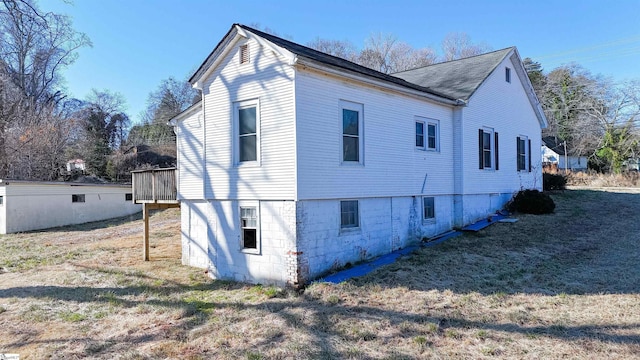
495 132 499 170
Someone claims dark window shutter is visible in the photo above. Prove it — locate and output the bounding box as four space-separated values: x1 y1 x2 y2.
478 129 484 169
528 139 532 172
516 136 521 170
494 132 499 170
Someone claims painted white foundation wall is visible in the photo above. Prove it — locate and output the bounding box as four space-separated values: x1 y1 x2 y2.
297 196 454 281
0 182 141 234
181 199 297 286
180 196 454 286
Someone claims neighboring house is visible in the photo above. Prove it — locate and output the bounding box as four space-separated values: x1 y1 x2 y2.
0 180 141 234
170 24 547 287
66 159 86 173
541 136 588 171
622 158 640 172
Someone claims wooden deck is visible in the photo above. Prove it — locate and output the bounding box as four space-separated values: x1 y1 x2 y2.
131 168 179 261
131 168 178 204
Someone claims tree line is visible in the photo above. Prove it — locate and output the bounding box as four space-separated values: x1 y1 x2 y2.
1 1 637 184
0 0 198 182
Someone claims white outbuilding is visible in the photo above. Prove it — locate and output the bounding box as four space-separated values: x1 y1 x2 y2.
0 180 141 234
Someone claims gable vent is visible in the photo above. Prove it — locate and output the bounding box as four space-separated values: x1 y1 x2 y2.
240 44 250 64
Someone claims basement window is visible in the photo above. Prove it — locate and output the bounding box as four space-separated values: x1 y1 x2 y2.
72 194 85 203
340 200 359 229
239 44 250 64
125 193 133 201
240 206 259 252
423 197 435 220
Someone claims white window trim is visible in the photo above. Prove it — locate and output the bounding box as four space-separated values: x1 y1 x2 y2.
339 199 360 233
422 196 436 222
233 99 260 167
340 100 364 165
415 116 440 152
517 135 529 172
239 201 261 255
481 127 495 170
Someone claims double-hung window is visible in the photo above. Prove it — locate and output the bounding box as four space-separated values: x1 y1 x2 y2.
423 197 435 220
341 100 364 164
240 205 259 251
479 128 499 170
340 200 359 229
517 135 531 172
416 117 439 151
234 100 259 165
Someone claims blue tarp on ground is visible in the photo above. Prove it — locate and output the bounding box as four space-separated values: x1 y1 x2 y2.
319 214 508 284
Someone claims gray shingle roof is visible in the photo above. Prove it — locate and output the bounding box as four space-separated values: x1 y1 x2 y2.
234 24 458 102
392 48 514 101
191 24 516 105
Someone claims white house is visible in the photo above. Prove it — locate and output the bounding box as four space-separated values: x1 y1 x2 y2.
170 24 547 287
0 180 141 234
541 136 588 171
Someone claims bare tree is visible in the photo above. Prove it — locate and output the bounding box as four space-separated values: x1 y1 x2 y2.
306 37 359 62
441 32 491 61
357 33 437 74
0 0 91 107
141 77 199 125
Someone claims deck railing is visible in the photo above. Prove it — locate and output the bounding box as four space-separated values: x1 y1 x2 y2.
131 168 178 204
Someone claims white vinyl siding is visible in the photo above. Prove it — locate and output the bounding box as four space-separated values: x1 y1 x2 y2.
176 107 204 199
202 38 295 200
295 69 454 200
461 55 542 195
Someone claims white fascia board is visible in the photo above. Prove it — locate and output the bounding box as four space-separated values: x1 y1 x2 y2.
235 25 298 65
296 57 460 106
192 25 297 90
192 33 241 90
510 50 549 129
168 101 202 126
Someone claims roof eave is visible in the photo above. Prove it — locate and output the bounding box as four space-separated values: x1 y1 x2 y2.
509 48 548 129
296 57 461 106
168 100 202 126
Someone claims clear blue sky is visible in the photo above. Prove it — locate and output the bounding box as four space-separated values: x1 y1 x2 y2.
40 0 640 124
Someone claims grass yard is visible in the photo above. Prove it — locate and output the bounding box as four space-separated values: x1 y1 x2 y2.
1 188 639 359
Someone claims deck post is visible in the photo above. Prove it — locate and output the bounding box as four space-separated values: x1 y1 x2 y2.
143 203 150 261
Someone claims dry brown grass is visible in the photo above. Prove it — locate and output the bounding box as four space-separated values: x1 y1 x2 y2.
566 171 640 188
1 190 639 359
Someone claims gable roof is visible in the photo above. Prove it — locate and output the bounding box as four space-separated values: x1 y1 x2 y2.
187 24 547 127
392 48 514 101
189 24 459 105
